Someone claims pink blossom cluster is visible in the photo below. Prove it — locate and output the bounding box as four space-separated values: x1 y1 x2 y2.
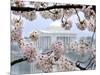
62 19 72 30
11 18 22 42
51 41 64 58
55 55 78 71
21 43 37 62
87 16 96 32
29 31 39 41
14 0 24 7
35 54 54 72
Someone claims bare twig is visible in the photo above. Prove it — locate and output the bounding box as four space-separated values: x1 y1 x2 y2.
75 9 81 22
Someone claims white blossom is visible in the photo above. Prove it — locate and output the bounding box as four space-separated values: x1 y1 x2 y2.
82 6 95 19
29 31 39 41
63 8 75 18
11 18 22 42
76 19 87 30
33 2 48 9
40 11 51 19
21 11 36 21
62 20 72 30
51 41 64 59
21 42 37 62
87 16 96 32
55 56 76 71
51 9 62 21
14 0 24 7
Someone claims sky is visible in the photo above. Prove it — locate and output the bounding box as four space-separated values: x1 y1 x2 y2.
21 11 95 40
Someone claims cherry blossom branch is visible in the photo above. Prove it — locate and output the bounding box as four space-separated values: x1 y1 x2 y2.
61 11 65 23
11 58 27 66
76 55 95 70
11 5 95 11
91 27 96 47
75 9 81 22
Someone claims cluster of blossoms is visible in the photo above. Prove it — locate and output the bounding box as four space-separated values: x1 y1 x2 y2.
81 6 95 20
69 41 79 51
21 42 37 62
78 41 89 56
87 16 96 32
11 17 39 62
63 8 75 18
11 18 22 42
49 9 63 21
70 40 94 56
40 11 52 19
40 9 63 21
33 2 48 9
29 31 39 41
76 16 96 32
62 19 72 30
12 0 24 7
55 55 78 71
76 19 88 30
76 6 96 32
33 41 79 72
11 1 96 32
51 41 65 59
21 11 37 21
35 54 54 72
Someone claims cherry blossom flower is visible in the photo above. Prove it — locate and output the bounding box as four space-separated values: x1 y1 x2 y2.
62 20 72 30
11 29 22 42
70 41 78 51
50 9 63 21
11 0 24 15
14 0 24 7
56 56 77 71
51 41 64 59
82 6 95 19
40 11 51 19
63 8 75 18
29 31 39 41
33 2 48 9
35 54 53 72
17 38 25 48
87 16 96 32
21 43 37 62
77 40 92 56
22 11 36 21
11 18 22 42
76 19 87 30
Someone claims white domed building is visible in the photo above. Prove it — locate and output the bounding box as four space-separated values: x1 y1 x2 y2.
33 21 76 52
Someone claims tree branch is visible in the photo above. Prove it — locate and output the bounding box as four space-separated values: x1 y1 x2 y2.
11 58 27 66
75 9 81 22
11 5 96 12
76 56 95 70
91 28 96 47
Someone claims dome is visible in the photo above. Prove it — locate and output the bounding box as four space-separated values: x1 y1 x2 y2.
47 20 64 31
39 20 76 34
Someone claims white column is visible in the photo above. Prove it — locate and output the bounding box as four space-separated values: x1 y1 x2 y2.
51 35 56 44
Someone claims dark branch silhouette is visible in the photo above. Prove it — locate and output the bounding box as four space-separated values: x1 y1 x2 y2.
11 5 96 12
76 56 95 70
11 58 27 66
